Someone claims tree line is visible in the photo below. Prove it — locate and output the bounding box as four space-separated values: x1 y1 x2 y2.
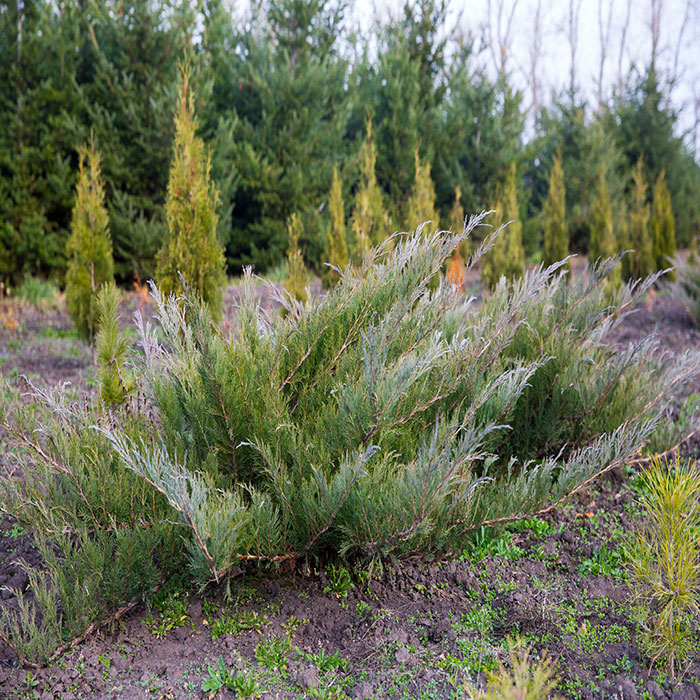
1 0 699 289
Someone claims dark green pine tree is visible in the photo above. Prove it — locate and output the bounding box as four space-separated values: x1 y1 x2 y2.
542 151 568 268
226 0 350 273
0 0 79 281
70 0 196 283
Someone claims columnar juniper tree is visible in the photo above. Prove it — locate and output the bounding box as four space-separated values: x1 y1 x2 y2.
351 118 389 261
285 212 308 304
406 150 439 234
65 139 114 341
590 166 620 287
482 163 525 290
543 151 568 268
323 165 348 288
651 169 676 277
626 159 653 281
156 64 226 318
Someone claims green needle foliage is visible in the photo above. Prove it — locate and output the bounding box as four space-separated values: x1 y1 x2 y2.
651 169 676 277
405 150 439 234
482 164 525 290
351 118 390 261
323 165 348 288
285 213 308 304
589 166 620 288
628 456 700 677
542 152 568 269
65 140 114 341
2 214 700 664
95 282 132 407
156 63 226 319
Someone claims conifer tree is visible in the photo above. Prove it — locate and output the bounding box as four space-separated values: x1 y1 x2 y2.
65 139 114 341
651 169 676 276
351 119 389 262
156 64 226 319
95 282 131 407
323 165 348 288
285 213 308 304
405 150 439 233
590 166 621 287
626 159 653 280
448 185 468 256
482 164 525 290
543 152 568 268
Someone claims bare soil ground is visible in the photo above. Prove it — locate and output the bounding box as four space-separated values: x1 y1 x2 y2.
1 284 699 700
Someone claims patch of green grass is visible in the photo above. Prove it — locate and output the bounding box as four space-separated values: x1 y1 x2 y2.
578 543 626 581
201 657 260 698
463 527 525 562
255 635 292 674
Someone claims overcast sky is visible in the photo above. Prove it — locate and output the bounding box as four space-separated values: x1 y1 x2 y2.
351 0 700 145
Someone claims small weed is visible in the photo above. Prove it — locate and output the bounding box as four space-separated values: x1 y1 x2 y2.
464 527 524 562
323 564 354 598
201 657 260 698
255 635 292 673
578 544 626 581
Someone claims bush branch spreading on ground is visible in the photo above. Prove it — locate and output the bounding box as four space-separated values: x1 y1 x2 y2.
2 213 700 665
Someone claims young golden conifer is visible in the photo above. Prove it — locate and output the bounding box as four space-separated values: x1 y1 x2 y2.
405 150 439 234
651 169 676 277
285 212 308 304
589 166 621 287
625 159 653 280
323 165 348 288
543 152 568 268
351 118 389 261
95 282 131 407
65 138 114 341
156 63 226 318
482 164 525 290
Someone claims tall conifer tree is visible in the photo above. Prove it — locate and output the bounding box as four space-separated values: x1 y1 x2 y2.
406 150 439 233
156 64 226 319
482 164 525 290
65 139 114 341
543 152 568 268
590 166 620 286
323 165 348 288
626 159 653 280
651 169 676 276
285 213 308 304
351 119 389 261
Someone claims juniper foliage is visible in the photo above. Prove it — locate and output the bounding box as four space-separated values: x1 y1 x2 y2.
2 213 700 665
65 140 114 341
95 283 132 407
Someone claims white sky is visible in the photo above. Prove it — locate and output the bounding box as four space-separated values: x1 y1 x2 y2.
352 0 700 146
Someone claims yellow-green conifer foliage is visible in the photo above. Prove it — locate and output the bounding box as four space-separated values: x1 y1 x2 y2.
448 185 468 259
543 152 568 268
351 119 389 261
156 65 226 318
285 213 308 304
482 164 525 290
65 140 114 341
405 150 439 234
651 169 676 277
323 165 348 288
626 159 653 280
96 282 131 407
590 166 621 287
